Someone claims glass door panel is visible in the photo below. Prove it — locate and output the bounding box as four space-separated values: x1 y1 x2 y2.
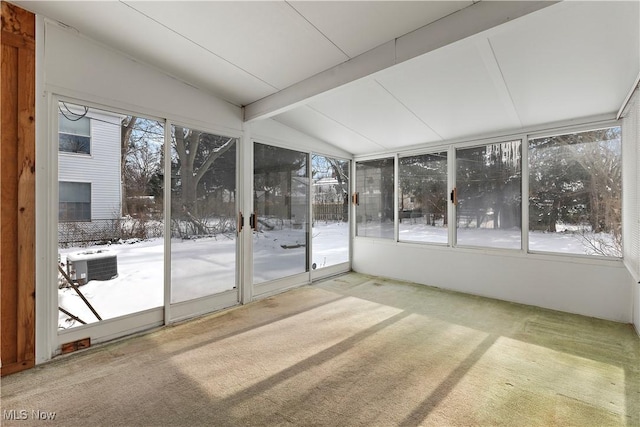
355 158 395 238
253 143 309 284
170 125 237 303
57 102 164 329
312 155 349 269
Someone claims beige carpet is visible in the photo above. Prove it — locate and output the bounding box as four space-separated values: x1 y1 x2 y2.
2 273 639 426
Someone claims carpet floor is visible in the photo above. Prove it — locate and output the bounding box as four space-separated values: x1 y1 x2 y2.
1 273 639 426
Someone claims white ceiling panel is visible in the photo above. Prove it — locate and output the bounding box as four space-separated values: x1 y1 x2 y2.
273 106 384 155
14 1 639 157
489 1 640 126
18 1 275 106
288 1 472 58
309 79 443 148
125 1 349 91
376 40 523 141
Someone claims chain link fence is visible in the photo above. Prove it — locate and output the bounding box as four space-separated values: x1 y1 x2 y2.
58 218 163 246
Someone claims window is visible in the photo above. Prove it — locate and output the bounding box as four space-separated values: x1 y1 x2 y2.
59 108 91 154
399 152 448 244
529 127 621 257
59 181 91 222
355 158 394 238
456 141 522 249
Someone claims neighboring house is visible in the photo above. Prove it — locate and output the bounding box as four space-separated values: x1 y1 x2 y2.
58 104 122 224
313 176 342 204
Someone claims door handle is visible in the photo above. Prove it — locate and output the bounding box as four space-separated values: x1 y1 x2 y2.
352 192 359 206
238 212 244 234
450 188 458 205
249 212 257 231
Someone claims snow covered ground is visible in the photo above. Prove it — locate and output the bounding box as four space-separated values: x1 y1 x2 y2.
58 221 350 329
57 220 615 329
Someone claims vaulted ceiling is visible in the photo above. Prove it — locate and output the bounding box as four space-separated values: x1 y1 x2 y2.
15 1 640 155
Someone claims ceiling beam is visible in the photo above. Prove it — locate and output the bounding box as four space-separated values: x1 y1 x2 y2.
244 1 559 123
617 71 640 119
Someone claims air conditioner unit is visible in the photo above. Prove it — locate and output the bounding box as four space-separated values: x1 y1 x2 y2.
66 250 118 284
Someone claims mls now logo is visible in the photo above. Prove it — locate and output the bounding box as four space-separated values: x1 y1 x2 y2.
3 409 56 421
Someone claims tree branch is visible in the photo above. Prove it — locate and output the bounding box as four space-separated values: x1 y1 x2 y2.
194 137 235 184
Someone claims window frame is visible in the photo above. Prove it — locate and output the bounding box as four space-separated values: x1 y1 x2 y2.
58 110 92 155
58 181 92 222
354 156 396 239
527 124 623 259
397 150 450 246
454 139 523 251
310 153 351 272
352 118 622 262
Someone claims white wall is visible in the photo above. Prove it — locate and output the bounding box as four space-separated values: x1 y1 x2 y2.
353 239 633 323
249 118 351 159
43 20 242 133
622 87 640 334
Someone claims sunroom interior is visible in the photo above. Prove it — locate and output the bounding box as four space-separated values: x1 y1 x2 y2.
1 0 639 406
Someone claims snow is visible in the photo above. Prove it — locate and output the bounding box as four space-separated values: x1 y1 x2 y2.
311 221 350 268
58 220 616 330
171 236 236 302
398 221 617 255
58 221 349 329
58 239 164 329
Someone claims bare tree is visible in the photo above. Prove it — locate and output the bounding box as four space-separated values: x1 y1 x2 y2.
172 126 235 234
121 116 138 215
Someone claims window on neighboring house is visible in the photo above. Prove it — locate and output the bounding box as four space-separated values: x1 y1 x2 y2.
355 158 394 238
59 111 91 154
59 181 91 222
528 126 622 257
456 140 522 249
399 152 448 244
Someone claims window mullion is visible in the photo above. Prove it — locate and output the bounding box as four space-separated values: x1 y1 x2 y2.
449 145 456 247
521 135 529 253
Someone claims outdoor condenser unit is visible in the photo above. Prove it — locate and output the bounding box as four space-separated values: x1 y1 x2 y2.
66 250 118 284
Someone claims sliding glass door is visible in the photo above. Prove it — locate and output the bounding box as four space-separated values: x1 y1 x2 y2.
57 101 165 330
312 154 350 269
253 143 309 284
170 125 238 303
54 105 349 351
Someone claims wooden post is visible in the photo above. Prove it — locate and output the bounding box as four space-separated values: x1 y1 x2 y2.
1 1 36 376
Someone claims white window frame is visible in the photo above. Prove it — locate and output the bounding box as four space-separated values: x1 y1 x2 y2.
527 123 623 259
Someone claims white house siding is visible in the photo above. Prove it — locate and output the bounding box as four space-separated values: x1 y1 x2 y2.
58 109 122 221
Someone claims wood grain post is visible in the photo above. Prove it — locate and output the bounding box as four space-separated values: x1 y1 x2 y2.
1 1 36 376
